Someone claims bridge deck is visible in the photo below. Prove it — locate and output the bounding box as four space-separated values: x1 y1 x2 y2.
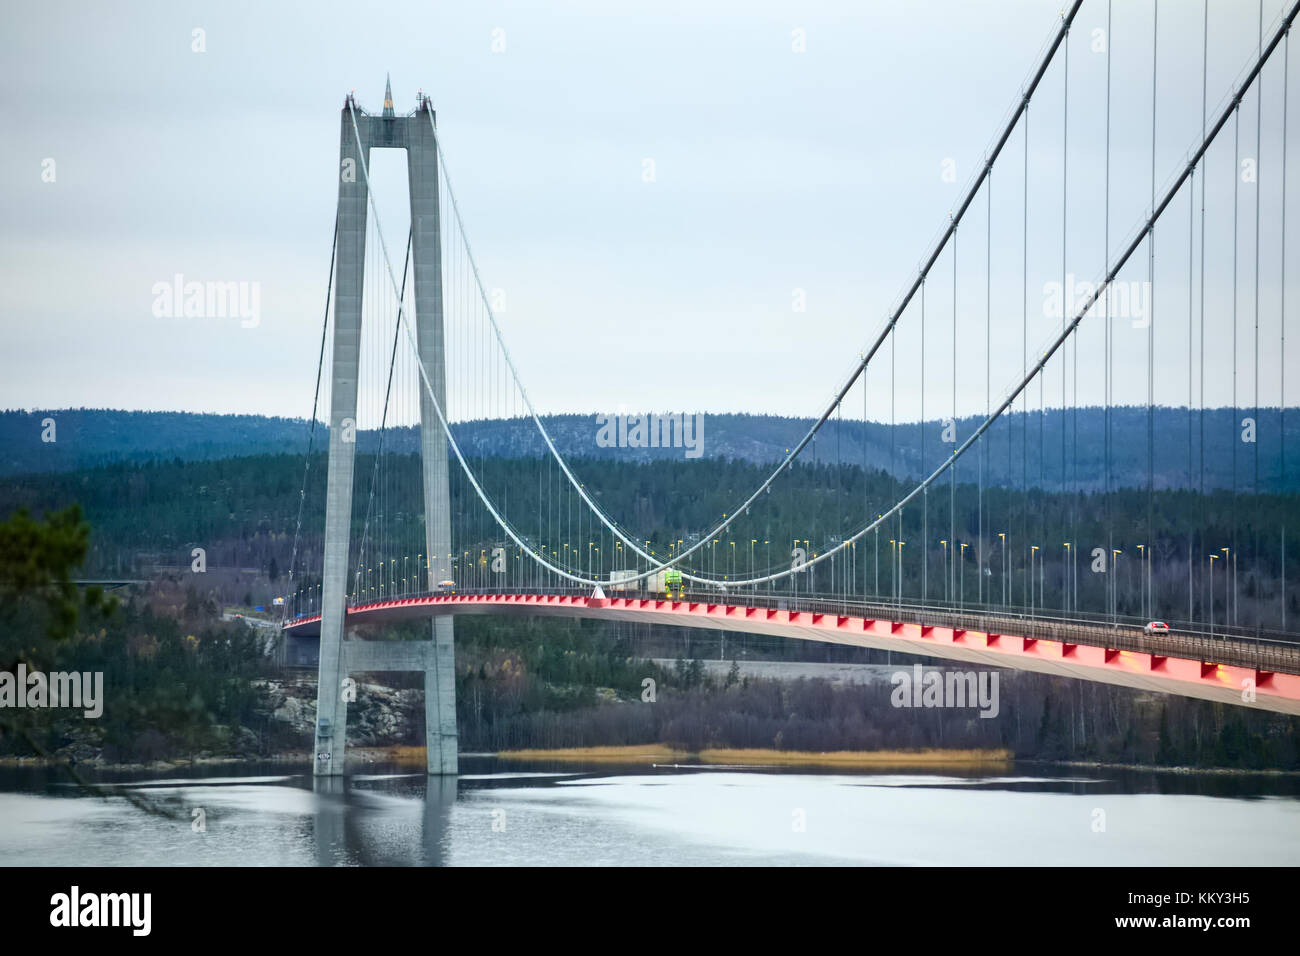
280 590 1300 715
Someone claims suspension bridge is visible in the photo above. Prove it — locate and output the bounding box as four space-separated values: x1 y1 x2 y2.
280 1 1300 774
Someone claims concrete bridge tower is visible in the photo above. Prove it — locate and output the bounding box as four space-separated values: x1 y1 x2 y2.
314 79 457 776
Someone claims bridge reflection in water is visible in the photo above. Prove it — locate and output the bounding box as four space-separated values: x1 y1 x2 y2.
312 774 457 866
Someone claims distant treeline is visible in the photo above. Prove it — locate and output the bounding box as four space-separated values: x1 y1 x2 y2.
451 616 1300 770
3 447 1298 629
4 406 1298 492
0 588 273 764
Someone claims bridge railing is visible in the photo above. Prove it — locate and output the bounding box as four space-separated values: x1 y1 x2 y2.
370 582 1294 645
663 590 1300 677
500 585 1300 676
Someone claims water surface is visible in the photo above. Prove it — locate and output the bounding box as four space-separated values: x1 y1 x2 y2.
1 758 1297 866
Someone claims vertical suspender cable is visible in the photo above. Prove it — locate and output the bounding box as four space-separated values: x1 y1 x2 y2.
1148 0 1158 621
1256 0 1263 505
282 211 338 626
1280 30 1290 629
1283 29 1290 505
1233 104 1240 625
1062 21 1070 610
981 174 990 605
1200 0 1208 499
1255 0 1264 637
1023 104 1030 609
891 323 897 601
1105 0 1113 622
354 229 414 603
1189 169 1195 623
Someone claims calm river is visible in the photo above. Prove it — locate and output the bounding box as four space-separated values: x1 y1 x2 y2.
1 758 1298 866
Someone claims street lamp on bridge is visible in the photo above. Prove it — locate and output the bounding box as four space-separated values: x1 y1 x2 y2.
1138 544 1153 619
1030 545 1040 616
875 516 882 599
889 538 909 606
997 532 1007 608
1208 553 1219 637
940 539 949 602
1111 550 1122 625
888 539 895 603
1221 547 1235 626
959 542 968 611
1062 542 1072 613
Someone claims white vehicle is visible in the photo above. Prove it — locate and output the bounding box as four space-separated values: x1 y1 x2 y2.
1142 621 1171 635
608 569 640 591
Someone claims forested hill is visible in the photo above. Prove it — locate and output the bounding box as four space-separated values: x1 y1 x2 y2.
3 406 1298 492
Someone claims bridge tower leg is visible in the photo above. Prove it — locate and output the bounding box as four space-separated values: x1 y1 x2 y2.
409 101 458 775
313 90 458 776
314 102 370 776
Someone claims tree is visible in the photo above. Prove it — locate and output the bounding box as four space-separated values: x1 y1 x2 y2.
0 507 181 816
1156 705 1176 765
0 505 113 643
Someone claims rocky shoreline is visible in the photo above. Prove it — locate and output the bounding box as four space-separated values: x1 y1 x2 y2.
0 746 424 774
7 676 1297 778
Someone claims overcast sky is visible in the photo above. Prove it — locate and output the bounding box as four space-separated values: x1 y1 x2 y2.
2 0 1295 423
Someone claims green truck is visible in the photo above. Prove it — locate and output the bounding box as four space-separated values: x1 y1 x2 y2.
608 567 685 597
